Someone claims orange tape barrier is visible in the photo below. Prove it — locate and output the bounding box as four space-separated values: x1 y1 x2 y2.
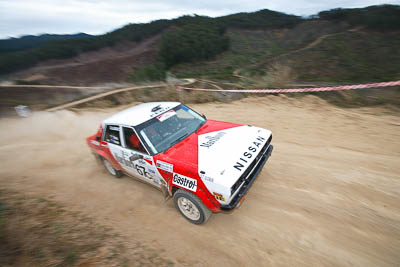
177 81 400 94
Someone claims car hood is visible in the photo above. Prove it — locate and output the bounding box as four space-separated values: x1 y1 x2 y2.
163 120 271 189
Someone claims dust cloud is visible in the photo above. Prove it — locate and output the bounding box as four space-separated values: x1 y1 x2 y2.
0 95 399 266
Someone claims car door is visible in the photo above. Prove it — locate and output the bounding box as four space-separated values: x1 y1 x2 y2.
119 126 162 188
101 124 125 168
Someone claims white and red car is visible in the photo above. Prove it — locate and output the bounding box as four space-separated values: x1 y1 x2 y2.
87 102 273 224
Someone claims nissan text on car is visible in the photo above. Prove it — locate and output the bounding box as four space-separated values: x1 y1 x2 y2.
86 102 273 224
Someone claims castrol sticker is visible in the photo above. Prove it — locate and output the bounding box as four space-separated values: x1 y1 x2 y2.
157 110 176 122
172 173 197 192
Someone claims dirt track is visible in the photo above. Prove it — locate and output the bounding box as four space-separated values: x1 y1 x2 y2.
0 96 399 266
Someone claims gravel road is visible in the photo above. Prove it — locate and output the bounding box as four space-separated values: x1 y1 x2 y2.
0 95 399 266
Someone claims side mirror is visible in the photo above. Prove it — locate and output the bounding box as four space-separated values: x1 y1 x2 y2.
202 114 207 120
129 154 143 161
96 136 100 141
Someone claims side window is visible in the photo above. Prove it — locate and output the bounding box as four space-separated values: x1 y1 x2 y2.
104 125 121 145
123 127 147 154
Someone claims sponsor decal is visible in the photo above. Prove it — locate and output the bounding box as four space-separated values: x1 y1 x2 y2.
114 152 153 179
150 106 172 118
213 192 226 202
233 136 265 171
157 110 176 122
115 152 134 168
156 160 173 173
172 173 197 192
151 105 162 112
199 171 214 182
203 176 214 182
90 140 99 146
199 132 226 148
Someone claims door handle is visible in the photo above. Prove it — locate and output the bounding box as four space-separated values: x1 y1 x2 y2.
129 154 143 161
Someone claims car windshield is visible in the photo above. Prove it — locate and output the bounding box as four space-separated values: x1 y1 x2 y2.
136 104 206 154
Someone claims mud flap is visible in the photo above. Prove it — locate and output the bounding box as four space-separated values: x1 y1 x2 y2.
161 185 170 201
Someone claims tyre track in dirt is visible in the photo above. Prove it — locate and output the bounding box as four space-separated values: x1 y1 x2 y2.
0 95 399 266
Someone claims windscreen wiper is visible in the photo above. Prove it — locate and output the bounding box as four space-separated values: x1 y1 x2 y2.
195 121 206 133
170 133 189 146
164 133 189 154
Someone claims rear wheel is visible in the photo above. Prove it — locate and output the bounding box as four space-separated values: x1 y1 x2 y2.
102 158 122 178
173 189 211 224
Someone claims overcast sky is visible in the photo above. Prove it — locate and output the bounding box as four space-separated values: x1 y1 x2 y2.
0 0 398 39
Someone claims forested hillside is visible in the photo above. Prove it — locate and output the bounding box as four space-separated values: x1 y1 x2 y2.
171 5 400 83
0 9 300 75
0 4 399 85
0 33 92 53
318 4 400 30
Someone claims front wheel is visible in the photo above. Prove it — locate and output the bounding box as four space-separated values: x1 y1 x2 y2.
102 158 122 178
173 189 211 224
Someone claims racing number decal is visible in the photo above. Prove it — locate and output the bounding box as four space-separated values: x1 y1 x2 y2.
172 173 197 192
111 146 161 185
135 163 153 179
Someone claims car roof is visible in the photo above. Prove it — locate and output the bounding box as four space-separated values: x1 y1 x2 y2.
103 102 181 127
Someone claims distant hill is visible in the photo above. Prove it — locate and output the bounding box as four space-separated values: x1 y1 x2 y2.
318 4 400 31
216 9 301 29
171 5 400 83
0 9 301 76
172 20 400 83
0 4 399 85
0 33 93 53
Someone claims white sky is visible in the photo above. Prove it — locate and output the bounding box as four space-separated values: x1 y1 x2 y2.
0 0 398 39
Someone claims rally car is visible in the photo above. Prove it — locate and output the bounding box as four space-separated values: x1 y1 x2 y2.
86 102 273 224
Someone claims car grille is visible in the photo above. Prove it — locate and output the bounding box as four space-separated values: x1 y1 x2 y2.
230 135 272 195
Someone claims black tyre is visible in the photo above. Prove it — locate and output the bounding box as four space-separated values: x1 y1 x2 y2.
102 158 122 178
173 189 211 224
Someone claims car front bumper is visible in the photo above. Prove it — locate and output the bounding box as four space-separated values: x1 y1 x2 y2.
220 144 273 211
